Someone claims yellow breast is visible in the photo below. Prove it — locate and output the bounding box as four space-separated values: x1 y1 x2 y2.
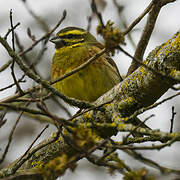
51 44 120 102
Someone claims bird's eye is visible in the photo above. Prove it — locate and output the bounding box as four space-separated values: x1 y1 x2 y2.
55 40 67 49
66 34 73 39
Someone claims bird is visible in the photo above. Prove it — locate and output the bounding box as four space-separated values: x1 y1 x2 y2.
50 27 150 137
50 27 121 102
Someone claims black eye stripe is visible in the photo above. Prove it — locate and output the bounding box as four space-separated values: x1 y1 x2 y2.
55 40 67 49
55 39 85 49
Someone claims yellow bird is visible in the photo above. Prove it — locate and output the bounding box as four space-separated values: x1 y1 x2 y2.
50 27 121 102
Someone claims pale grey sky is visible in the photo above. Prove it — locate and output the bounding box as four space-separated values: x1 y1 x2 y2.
0 1 180 179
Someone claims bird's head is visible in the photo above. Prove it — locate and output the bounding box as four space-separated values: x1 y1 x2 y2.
50 27 97 49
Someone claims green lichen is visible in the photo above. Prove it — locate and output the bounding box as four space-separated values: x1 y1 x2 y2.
123 168 155 180
97 20 125 55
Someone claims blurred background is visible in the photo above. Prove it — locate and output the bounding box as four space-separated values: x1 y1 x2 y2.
0 0 180 179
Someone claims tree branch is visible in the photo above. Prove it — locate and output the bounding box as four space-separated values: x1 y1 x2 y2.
0 30 179 179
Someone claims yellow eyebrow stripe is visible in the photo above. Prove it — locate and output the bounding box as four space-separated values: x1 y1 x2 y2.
58 30 86 36
63 38 84 43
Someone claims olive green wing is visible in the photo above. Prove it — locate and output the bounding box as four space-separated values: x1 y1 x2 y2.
104 55 123 82
93 42 123 82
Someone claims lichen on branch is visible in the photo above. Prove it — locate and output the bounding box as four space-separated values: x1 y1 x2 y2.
0 30 180 179
97 20 125 55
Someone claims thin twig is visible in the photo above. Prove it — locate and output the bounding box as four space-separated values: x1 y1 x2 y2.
15 33 30 66
170 106 176 133
0 102 52 116
123 149 170 174
118 45 180 83
37 102 75 127
86 154 127 174
124 92 180 123
51 48 107 85
0 109 7 128
21 10 66 56
0 75 25 92
0 10 67 74
0 103 29 164
127 1 163 75
113 0 136 49
62 139 108 172
4 22 20 40
110 135 180 151
10 130 60 174
18 124 49 162
123 1 154 35
91 0 105 27
33 40 48 66
0 15 94 109
10 9 23 94
23 1 50 32
171 86 180 91
87 15 93 32
0 60 12 73
123 114 154 141
51 96 72 118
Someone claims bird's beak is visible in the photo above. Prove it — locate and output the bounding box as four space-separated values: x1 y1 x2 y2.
50 36 65 49
50 36 61 44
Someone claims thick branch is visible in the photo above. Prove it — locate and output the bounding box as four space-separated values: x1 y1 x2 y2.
0 32 180 179
127 0 171 75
